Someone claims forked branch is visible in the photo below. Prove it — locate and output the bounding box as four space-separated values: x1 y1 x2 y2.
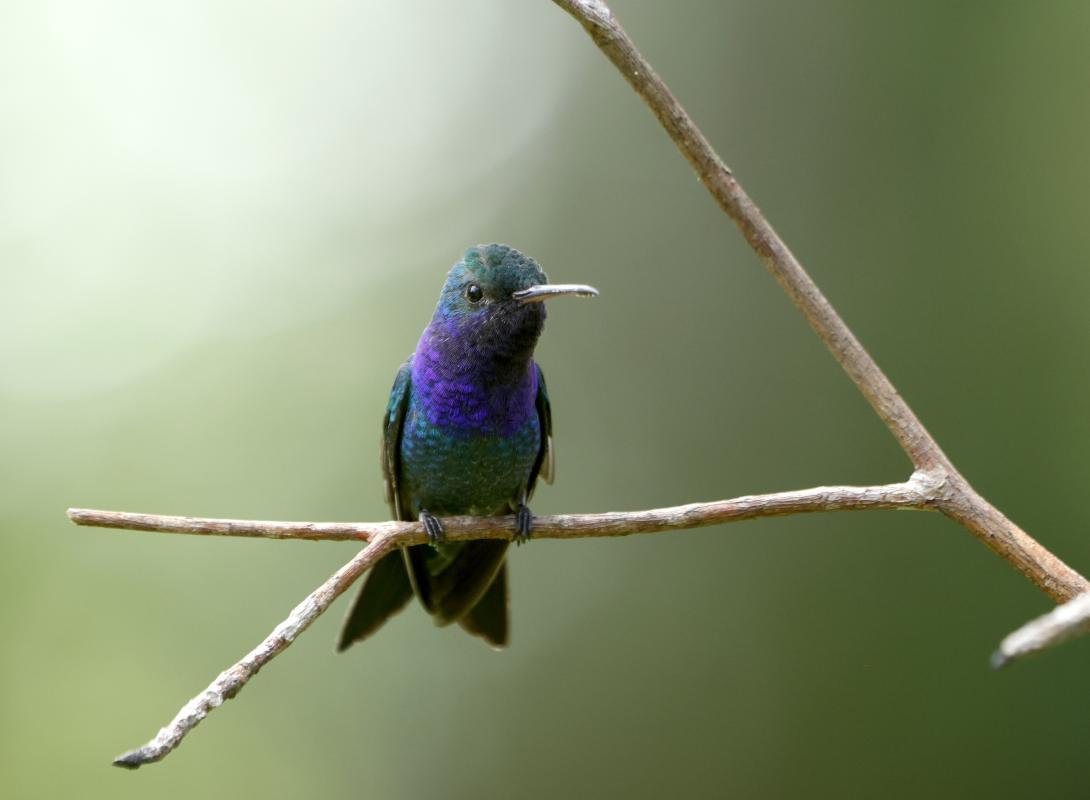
74 473 940 767
550 0 1088 606
79 0 1090 770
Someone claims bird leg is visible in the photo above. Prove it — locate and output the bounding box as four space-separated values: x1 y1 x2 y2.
514 502 533 545
419 510 445 546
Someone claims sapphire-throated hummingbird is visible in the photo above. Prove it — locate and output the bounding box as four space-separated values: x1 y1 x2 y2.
337 244 597 649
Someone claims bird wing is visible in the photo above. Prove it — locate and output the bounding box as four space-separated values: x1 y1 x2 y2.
336 359 415 652
529 362 554 490
381 358 414 521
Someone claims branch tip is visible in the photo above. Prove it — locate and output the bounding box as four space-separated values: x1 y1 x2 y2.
993 592 1090 668
112 752 148 769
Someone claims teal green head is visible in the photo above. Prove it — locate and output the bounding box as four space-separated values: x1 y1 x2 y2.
439 244 547 315
437 243 596 313
430 243 596 341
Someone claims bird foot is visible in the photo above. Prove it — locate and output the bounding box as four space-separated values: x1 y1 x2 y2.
420 510 445 546
514 504 533 546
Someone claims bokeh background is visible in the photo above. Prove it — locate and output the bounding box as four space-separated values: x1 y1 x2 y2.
4 1 1090 797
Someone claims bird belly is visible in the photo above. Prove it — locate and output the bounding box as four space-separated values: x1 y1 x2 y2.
399 409 540 519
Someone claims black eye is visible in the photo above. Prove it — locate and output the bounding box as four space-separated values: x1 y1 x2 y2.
465 283 484 303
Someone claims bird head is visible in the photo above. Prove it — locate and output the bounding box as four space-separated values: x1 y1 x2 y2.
426 244 597 375
436 244 596 334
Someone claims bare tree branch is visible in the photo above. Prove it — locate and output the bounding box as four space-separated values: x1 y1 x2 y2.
111 534 396 769
551 0 1088 604
552 0 943 471
68 474 940 546
992 593 1090 668
88 473 941 768
81 0 1090 771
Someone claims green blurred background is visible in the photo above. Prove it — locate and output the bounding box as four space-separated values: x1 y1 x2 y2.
4 1 1090 797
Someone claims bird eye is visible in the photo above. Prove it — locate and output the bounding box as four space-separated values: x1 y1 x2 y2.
465 283 484 303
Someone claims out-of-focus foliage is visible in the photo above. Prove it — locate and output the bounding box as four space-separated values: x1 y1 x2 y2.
4 1 1090 797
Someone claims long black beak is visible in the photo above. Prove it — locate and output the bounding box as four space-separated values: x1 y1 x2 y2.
513 284 599 304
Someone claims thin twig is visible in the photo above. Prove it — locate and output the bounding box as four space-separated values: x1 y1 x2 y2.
111 534 396 769
992 593 1090 668
551 0 1088 605
69 474 940 546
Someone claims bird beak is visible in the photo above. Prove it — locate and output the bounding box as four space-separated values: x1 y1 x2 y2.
512 284 599 304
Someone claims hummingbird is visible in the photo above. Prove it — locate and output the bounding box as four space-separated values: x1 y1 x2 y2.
337 244 597 649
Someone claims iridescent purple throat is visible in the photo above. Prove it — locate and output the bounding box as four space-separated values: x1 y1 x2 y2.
412 315 539 437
